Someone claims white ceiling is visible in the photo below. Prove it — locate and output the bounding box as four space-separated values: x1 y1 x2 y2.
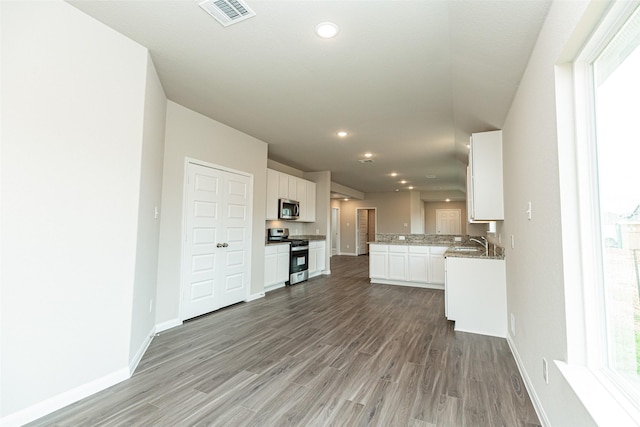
68 0 551 201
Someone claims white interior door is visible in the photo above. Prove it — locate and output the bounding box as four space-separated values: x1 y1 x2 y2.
182 162 251 320
436 209 462 235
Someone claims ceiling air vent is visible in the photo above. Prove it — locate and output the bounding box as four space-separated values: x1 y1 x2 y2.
358 159 374 164
199 0 256 27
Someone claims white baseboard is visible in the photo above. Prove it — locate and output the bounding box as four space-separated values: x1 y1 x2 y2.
129 327 155 375
506 335 550 426
340 252 357 256
370 279 445 291
246 291 265 301
155 318 182 333
0 368 130 427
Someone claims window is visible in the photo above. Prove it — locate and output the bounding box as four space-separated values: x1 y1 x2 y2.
574 0 640 415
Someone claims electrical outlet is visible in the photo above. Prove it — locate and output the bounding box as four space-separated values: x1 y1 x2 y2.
510 313 515 336
498 233 502 244
399 235 405 240
527 201 532 220
347 244 350 249
511 234 515 249
454 236 462 242
542 357 549 384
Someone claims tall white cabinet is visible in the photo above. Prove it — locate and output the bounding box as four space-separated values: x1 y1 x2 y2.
467 130 504 221
265 168 316 222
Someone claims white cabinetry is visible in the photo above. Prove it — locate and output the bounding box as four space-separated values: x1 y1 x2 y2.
445 256 506 337
264 243 290 291
429 246 447 285
265 168 316 222
309 240 326 278
369 244 389 279
467 130 504 221
388 245 408 280
368 244 445 289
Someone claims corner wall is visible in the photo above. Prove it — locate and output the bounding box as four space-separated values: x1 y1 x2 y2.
1 1 152 422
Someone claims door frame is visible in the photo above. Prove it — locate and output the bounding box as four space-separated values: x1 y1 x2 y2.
355 207 377 256
331 207 340 256
179 157 254 321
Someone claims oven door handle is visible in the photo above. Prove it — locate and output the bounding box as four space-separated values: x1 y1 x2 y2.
291 245 309 252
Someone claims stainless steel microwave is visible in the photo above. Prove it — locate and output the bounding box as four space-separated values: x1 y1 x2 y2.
279 198 299 220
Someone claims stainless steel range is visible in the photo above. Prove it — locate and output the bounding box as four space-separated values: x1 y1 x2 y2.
267 228 309 285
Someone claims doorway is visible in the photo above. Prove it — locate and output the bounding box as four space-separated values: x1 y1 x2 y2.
435 208 462 235
331 207 340 256
180 160 253 321
356 208 377 255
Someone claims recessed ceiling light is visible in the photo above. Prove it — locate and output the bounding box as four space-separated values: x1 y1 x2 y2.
400 180 407 184
408 186 414 190
426 175 437 179
343 198 349 201
337 131 348 138
446 198 451 202
364 152 372 158
391 172 398 177
316 22 339 38
395 189 399 192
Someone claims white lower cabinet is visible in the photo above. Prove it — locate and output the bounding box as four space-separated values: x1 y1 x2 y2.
445 256 506 337
309 240 326 278
388 245 408 280
368 244 446 289
264 243 290 291
369 244 389 279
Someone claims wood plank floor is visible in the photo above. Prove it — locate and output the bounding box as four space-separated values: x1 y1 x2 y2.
28 255 541 427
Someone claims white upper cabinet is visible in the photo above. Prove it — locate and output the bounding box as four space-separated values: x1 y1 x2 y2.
467 130 504 221
265 168 317 222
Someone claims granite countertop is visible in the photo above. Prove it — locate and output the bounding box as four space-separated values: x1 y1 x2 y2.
290 235 326 241
368 233 505 260
443 243 505 260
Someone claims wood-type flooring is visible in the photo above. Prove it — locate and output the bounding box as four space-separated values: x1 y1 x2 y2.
28 255 541 426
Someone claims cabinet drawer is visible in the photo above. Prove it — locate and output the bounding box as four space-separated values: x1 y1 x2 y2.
389 245 408 253
409 246 429 254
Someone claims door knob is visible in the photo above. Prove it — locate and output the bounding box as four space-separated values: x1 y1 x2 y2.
216 243 224 248
223 243 229 247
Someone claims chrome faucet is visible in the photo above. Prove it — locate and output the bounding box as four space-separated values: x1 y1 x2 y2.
469 236 488 256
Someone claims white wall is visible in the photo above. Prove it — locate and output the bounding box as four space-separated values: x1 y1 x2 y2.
499 0 595 424
1 0 154 423
155 102 268 326
129 56 167 366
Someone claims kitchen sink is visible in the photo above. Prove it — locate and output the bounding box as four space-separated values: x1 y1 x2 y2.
452 247 482 252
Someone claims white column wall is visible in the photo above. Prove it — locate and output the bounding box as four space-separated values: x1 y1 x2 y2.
498 0 596 425
1 0 151 422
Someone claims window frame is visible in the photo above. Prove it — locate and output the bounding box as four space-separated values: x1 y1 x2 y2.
569 0 640 419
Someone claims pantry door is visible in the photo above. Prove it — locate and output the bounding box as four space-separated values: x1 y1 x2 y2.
181 161 252 320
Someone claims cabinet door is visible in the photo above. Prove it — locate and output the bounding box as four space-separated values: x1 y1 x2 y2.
369 245 388 279
428 246 447 285
276 246 290 283
306 182 316 222
264 247 278 287
266 169 279 220
388 246 408 280
469 130 504 220
316 241 326 272
278 172 289 199
309 242 318 273
288 176 298 201
297 179 307 220
408 246 429 283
